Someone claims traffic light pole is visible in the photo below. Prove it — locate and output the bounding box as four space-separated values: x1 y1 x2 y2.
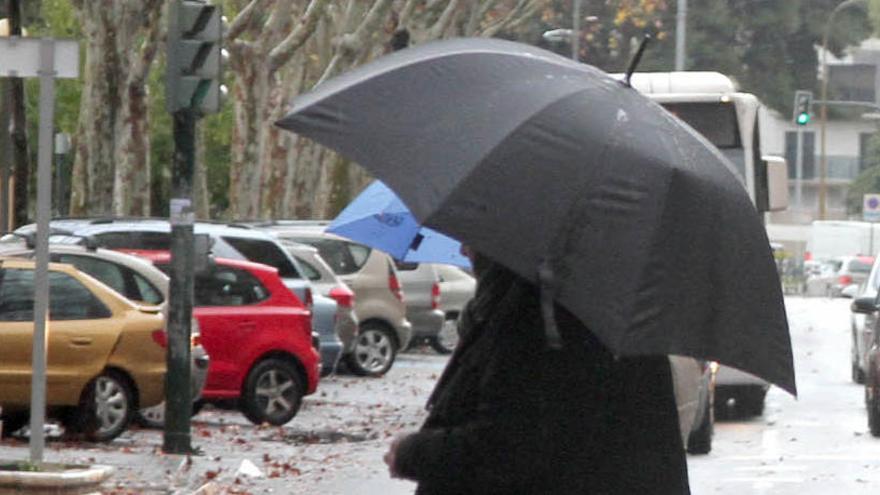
795 127 803 209
163 108 196 455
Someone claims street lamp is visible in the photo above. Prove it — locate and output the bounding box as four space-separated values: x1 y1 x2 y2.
819 0 867 220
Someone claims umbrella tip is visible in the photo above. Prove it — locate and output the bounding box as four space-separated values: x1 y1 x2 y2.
622 35 652 88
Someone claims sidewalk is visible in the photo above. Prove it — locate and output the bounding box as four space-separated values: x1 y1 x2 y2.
0 352 445 494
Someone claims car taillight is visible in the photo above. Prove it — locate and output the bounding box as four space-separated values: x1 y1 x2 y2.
329 286 355 308
839 275 853 286
151 330 168 348
389 273 403 302
431 282 441 310
191 334 201 348
304 287 314 308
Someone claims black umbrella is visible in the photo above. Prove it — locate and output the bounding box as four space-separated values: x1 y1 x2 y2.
277 38 795 396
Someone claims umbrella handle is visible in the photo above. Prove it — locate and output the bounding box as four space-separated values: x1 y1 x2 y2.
538 260 563 350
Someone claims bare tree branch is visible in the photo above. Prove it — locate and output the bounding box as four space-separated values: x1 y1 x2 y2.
397 0 421 27
227 0 273 42
128 0 165 87
339 0 393 52
268 0 329 75
479 0 536 38
426 0 460 39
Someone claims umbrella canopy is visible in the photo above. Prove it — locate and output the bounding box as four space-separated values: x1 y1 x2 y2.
277 38 795 395
328 180 471 268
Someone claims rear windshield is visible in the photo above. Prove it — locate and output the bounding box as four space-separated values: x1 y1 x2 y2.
848 259 873 273
221 236 300 278
291 238 370 276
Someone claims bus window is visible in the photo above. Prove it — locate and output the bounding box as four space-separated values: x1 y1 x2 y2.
662 101 746 186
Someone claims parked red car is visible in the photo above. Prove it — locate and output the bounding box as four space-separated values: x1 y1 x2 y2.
132 251 320 426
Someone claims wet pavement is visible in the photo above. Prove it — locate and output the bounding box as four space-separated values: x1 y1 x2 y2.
3 297 880 494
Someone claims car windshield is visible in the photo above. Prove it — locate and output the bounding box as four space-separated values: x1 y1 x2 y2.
221 236 300 278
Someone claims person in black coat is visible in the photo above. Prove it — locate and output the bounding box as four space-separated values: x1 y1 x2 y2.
383 252 690 494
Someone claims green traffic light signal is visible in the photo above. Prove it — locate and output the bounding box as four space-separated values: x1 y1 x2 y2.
797 112 810 125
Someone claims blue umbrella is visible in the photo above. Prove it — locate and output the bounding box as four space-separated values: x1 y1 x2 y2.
328 181 471 268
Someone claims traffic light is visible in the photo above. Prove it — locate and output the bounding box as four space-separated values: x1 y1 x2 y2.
166 0 226 115
793 90 812 126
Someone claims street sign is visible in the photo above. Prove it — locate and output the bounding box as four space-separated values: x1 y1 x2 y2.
0 37 79 78
864 194 880 222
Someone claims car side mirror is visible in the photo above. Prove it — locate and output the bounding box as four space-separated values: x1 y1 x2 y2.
841 284 859 299
756 155 789 213
851 295 878 314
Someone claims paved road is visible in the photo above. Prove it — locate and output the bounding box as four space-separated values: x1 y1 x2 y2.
1 296 879 494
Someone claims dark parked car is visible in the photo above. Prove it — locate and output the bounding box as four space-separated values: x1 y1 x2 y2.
851 292 880 437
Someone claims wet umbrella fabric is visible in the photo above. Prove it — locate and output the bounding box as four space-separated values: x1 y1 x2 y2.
277 38 795 395
327 180 471 268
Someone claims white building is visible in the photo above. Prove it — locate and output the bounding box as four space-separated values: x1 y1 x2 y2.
764 38 880 226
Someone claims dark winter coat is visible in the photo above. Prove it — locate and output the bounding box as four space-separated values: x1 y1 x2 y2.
393 256 690 494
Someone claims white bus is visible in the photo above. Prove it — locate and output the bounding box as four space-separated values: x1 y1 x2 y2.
626 72 789 421
626 71 788 215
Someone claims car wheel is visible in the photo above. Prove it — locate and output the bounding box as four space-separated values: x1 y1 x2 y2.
738 387 766 417
852 332 866 384
854 362 867 385
686 393 714 455
0 411 29 439
241 358 304 426
429 314 460 355
344 323 397 376
868 386 880 437
65 371 135 442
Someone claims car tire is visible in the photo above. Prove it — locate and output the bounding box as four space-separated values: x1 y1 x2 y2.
738 387 766 417
852 332 866 384
241 358 305 426
853 362 867 385
429 314 460 355
344 323 398 376
65 370 135 442
868 387 880 437
687 394 714 455
0 411 29 439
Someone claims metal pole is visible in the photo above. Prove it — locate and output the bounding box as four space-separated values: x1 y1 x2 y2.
572 0 581 61
795 127 803 208
675 0 687 71
163 108 195 455
29 38 55 465
0 78 9 232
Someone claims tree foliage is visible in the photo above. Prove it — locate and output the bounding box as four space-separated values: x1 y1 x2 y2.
7 1 878 222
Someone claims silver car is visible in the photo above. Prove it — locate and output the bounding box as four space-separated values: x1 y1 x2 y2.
433 264 476 354
0 242 209 428
283 240 358 375
395 261 445 353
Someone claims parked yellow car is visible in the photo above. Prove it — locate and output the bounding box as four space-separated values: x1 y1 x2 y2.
0 257 167 441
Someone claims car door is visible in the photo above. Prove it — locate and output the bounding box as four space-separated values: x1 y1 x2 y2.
193 265 270 396
0 267 39 403
0 268 119 406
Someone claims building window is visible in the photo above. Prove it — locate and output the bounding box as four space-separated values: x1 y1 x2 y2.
784 131 815 179
860 132 877 172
